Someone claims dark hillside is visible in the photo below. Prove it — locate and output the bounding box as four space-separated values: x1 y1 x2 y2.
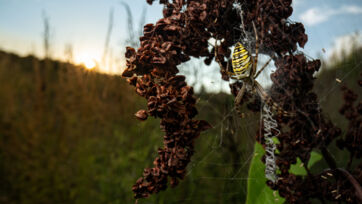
314 48 362 130
0 47 359 203
0 51 255 203
0 51 160 203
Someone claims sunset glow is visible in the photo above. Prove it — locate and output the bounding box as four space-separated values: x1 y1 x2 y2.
75 53 99 70
84 59 96 69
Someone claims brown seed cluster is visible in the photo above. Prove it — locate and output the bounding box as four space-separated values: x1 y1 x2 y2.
123 0 361 202
241 0 307 55
128 73 211 199
123 0 242 199
265 54 349 203
262 7 361 204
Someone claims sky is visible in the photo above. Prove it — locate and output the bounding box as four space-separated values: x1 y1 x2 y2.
0 0 164 73
291 0 362 59
0 0 362 91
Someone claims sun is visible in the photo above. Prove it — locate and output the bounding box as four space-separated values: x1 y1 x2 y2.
75 53 98 70
84 59 96 69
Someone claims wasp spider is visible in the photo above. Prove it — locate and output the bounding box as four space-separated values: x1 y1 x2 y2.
216 22 294 118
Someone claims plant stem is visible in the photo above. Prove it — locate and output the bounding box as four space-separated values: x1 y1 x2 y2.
347 152 354 171
321 147 337 169
337 168 362 202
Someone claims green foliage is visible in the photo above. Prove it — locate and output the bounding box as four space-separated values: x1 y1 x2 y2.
246 144 322 204
289 152 322 176
246 142 285 204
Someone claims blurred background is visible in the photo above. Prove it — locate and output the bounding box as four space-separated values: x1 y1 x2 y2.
0 0 361 203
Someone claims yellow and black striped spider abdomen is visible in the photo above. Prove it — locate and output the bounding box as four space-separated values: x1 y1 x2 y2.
232 42 252 79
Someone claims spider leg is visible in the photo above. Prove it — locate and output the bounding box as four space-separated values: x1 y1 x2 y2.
251 21 259 77
254 81 294 117
253 80 269 104
215 39 228 73
254 58 272 79
214 40 219 61
214 39 224 68
229 75 239 80
215 40 239 80
225 59 235 77
234 82 247 106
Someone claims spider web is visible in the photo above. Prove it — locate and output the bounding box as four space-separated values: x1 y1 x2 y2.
164 51 361 203
134 1 362 203
153 3 283 203
137 48 361 204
